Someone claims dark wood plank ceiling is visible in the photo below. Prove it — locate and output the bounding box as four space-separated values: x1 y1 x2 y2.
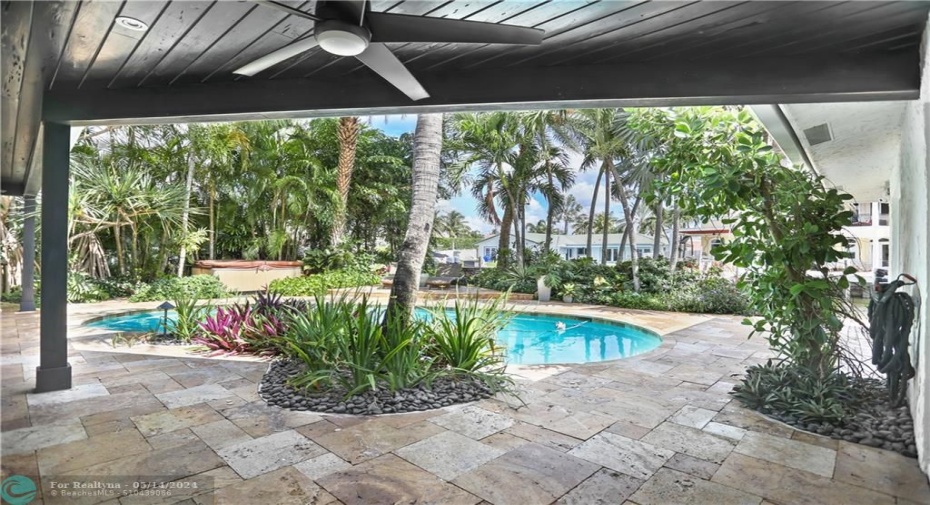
3 0 929 195
37 0 930 89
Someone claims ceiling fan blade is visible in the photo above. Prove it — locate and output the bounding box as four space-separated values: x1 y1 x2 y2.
252 0 322 21
354 43 429 101
367 13 544 45
233 37 319 76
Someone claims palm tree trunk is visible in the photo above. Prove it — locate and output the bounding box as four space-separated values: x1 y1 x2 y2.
653 202 663 259
498 206 513 268
608 161 640 291
544 208 554 251
544 171 554 252
601 164 610 265
586 167 603 260
619 228 629 260
114 225 125 276
384 113 443 332
514 195 526 266
177 152 196 277
669 203 681 271
131 224 139 278
331 116 360 247
208 185 216 260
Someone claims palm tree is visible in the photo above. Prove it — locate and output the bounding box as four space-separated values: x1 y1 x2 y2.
571 109 644 290
559 194 584 234
526 220 548 233
449 112 522 268
520 110 575 251
384 113 443 332
434 210 470 249
591 213 622 234
331 116 360 247
70 152 188 278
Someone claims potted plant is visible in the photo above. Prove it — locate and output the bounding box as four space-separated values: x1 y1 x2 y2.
536 271 561 302
561 283 576 303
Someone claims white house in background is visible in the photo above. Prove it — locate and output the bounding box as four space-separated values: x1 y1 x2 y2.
432 248 479 267
844 201 891 278
475 233 665 266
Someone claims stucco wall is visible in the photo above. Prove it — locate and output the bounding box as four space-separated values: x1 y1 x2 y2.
893 16 930 475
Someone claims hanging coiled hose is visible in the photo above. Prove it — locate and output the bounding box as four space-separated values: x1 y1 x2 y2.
868 274 918 407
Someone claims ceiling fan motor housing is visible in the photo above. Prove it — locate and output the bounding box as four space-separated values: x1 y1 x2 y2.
315 20 372 56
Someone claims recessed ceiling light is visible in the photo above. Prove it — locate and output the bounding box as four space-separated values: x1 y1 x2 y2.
116 17 148 32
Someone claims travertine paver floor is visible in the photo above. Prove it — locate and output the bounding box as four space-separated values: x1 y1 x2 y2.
2 300 929 505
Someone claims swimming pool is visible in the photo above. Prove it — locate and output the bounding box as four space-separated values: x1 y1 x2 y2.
85 309 661 365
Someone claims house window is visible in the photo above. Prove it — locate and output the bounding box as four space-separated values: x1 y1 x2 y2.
879 203 889 226
636 246 652 258
606 247 620 262
852 203 871 226
483 247 498 261
846 238 858 260
575 247 588 257
880 239 890 268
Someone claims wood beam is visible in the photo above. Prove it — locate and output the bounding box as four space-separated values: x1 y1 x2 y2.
44 52 920 125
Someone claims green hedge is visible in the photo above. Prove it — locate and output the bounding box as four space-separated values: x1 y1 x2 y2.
268 270 381 297
130 275 230 302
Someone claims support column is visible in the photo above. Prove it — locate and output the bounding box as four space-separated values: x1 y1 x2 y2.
35 122 71 393
20 196 36 311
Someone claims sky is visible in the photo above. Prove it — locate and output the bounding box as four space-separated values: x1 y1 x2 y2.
365 114 613 235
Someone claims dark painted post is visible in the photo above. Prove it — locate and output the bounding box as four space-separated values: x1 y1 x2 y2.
35 122 71 392
20 195 36 312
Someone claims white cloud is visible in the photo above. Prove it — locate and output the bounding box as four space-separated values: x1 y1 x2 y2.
524 195 548 226
568 181 598 210
435 199 454 213
465 216 494 234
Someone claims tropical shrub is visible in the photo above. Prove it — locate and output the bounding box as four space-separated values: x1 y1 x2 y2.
629 106 865 423
268 270 380 297
731 361 860 424
168 294 212 342
426 297 511 374
194 302 283 356
67 271 114 303
1 287 23 303
695 277 750 315
195 305 252 355
302 247 375 274
285 294 436 395
130 275 230 302
279 294 514 398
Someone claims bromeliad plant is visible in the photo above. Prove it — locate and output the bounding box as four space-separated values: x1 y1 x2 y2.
195 305 252 355
194 291 292 356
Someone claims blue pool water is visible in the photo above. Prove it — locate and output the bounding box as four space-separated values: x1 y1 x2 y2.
86 309 661 365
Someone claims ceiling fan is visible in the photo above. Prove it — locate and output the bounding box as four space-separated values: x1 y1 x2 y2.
235 0 545 101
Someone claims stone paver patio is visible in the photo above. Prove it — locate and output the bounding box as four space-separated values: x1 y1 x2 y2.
2 299 928 504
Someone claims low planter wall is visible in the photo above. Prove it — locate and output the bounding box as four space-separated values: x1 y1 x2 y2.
192 260 302 293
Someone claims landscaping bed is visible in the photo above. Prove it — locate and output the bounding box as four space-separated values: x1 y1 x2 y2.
756 377 918 459
259 360 494 415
